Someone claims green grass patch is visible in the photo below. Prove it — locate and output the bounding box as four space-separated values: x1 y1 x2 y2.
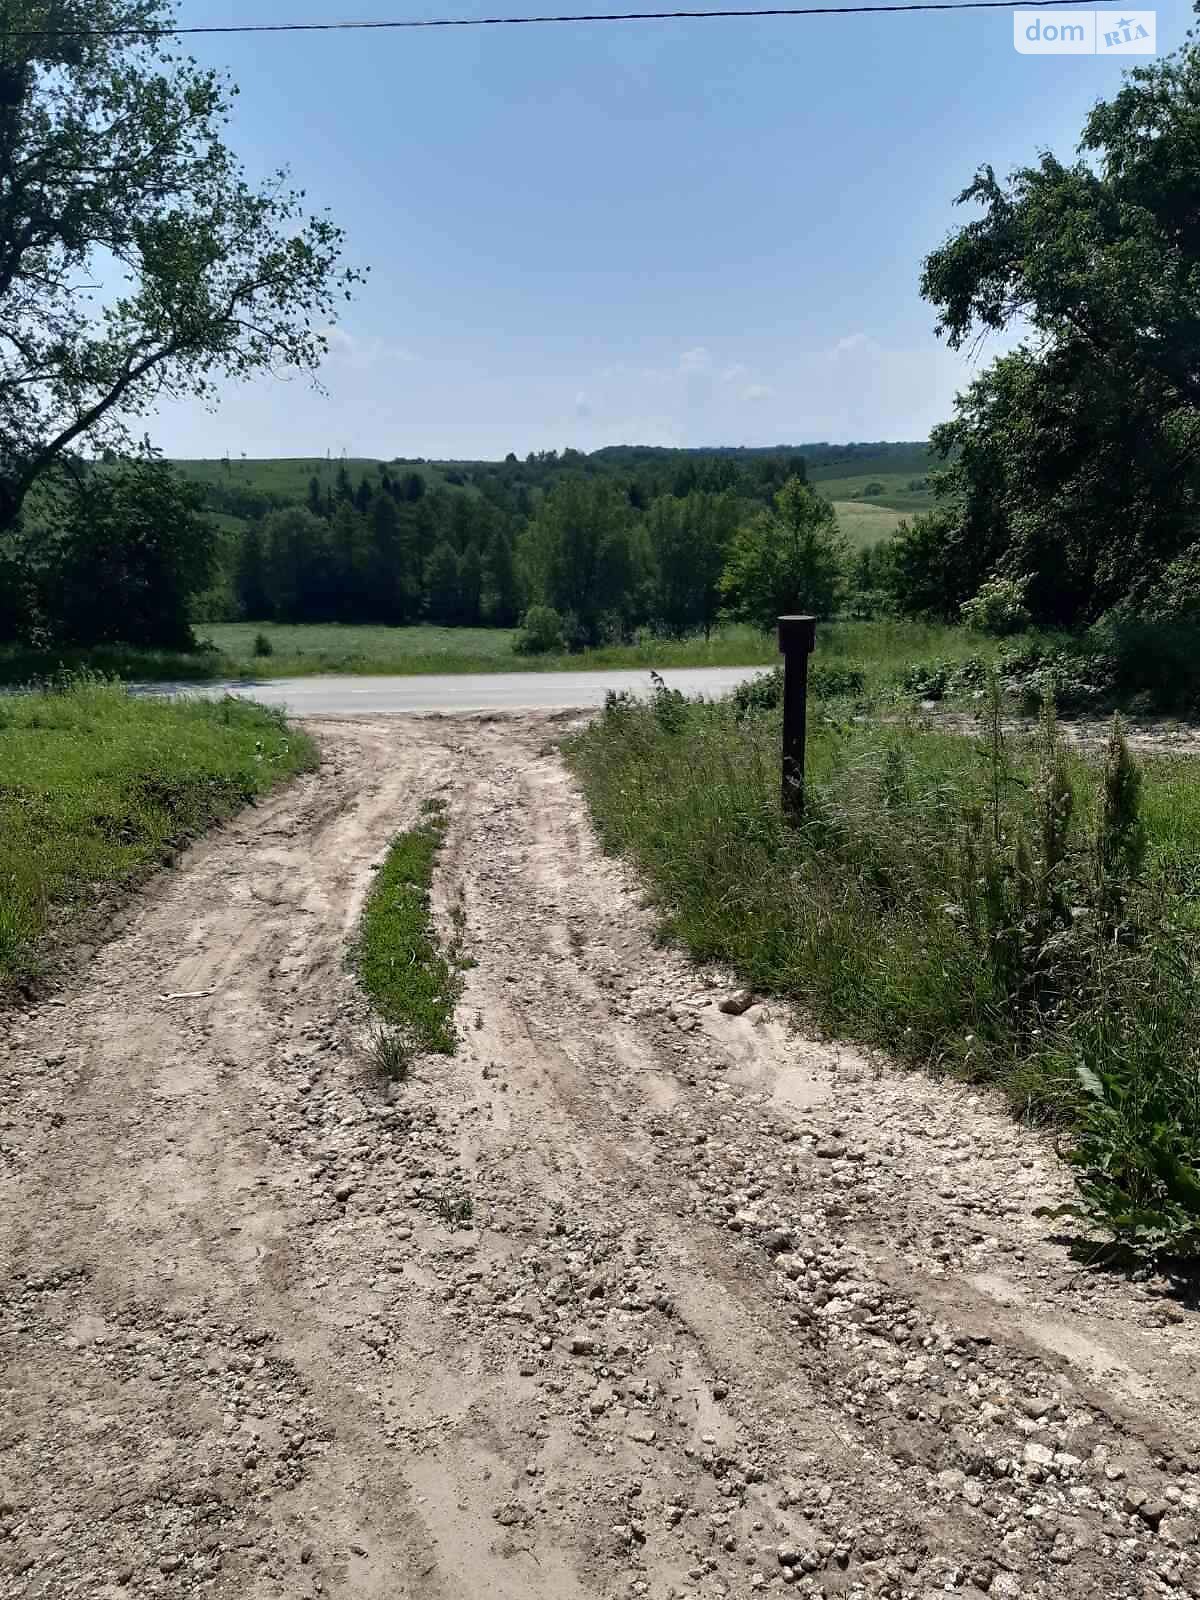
0 677 317 997
0 618 1065 691
830 500 909 549
351 801 460 1068
200 621 790 677
567 687 1200 1263
197 619 1012 683
0 623 786 683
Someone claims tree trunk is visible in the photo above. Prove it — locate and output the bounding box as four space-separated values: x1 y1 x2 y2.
0 477 24 537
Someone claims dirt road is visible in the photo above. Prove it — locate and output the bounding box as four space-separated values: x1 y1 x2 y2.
3 714 1199 1600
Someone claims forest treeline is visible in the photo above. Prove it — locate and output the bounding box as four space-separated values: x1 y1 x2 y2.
0 441 910 650
212 448 818 644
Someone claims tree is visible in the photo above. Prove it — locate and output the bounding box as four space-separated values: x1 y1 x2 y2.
0 0 361 536
368 491 417 623
425 540 460 623
919 39 1200 623
647 490 738 636
27 458 215 647
457 542 483 625
518 478 645 646
236 522 271 620
330 501 369 619
889 508 979 620
720 478 846 628
481 529 520 626
260 506 328 622
0 532 32 642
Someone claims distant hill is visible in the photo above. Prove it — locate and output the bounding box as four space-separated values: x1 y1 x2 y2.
170 441 936 516
171 456 465 505
589 441 938 515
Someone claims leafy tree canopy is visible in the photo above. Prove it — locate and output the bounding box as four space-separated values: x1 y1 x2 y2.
919 39 1200 624
720 477 846 628
17 457 215 647
0 0 361 532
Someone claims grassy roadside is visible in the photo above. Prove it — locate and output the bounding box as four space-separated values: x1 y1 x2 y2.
566 685 1200 1263
204 621 784 678
0 678 317 1000
350 799 462 1075
0 620 1024 686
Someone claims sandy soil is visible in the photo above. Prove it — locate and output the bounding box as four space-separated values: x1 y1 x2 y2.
2 712 1199 1600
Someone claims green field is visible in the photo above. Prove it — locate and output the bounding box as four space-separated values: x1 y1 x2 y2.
805 443 936 516
200 619 1002 681
0 617 1037 689
830 499 909 546
816 472 935 515
171 456 464 500
0 680 316 997
198 621 785 677
0 619 1018 686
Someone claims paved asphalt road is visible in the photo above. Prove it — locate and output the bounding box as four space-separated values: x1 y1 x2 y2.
157 665 770 716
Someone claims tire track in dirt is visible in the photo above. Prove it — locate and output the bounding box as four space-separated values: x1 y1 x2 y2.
1 713 1199 1600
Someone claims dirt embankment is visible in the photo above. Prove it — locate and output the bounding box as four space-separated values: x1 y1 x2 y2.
2 713 1199 1600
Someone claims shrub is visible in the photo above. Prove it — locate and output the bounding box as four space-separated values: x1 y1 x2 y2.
731 667 783 716
513 605 564 656
960 575 1031 636
1141 540 1200 625
649 670 690 732
899 653 990 701
731 662 867 718
1088 617 1200 716
810 663 867 699
996 640 1117 713
252 631 273 658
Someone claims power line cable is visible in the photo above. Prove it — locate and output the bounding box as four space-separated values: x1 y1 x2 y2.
0 0 1127 38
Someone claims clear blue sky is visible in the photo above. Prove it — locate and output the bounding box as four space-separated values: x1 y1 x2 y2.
152 0 1194 458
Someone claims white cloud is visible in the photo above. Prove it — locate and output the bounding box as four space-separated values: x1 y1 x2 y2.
679 346 713 374
829 332 877 358
319 325 417 372
742 384 772 403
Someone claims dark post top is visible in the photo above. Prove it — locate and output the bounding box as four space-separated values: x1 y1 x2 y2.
777 614 817 656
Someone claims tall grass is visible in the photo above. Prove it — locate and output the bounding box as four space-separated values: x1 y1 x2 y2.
567 687 1200 1261
0 677 317 996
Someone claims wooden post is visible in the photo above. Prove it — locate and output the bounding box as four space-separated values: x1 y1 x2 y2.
778 614 817 821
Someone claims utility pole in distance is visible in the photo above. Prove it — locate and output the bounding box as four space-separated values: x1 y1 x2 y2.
778 614 817 821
